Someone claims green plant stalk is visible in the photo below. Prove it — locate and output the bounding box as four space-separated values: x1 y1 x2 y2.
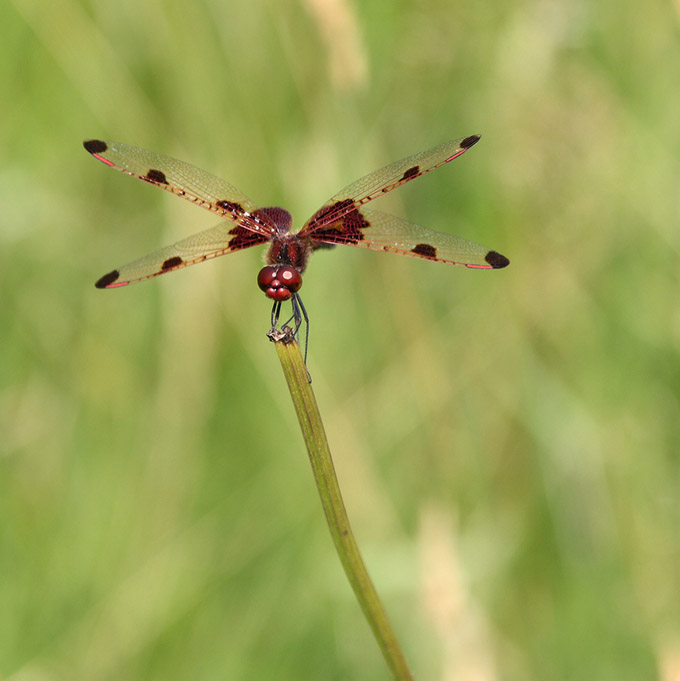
272 335 414 681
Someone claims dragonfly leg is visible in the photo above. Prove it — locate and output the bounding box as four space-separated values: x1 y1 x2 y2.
270 299 282 331
268 295 310 380
293 293 310 369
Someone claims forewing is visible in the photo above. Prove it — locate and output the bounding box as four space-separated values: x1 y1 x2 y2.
312 209 509 270
95 221 270 288
83 139 275 238
301 135 480 236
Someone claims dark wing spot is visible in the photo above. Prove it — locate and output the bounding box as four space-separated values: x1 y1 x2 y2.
145 168 168 184
227 224 271 250
95 269 120 288
460 135 481 149
161 256 183 270
306 200 370 245
306 199 353 229
485 250 510 268
217 199 244 216
412 243 438 259
401 165 420 181
84 139 108 154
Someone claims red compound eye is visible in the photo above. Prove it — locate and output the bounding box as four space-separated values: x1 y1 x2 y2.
276 266 302 293
257 266 278 292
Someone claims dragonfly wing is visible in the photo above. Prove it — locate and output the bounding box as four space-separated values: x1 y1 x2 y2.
95 221 270 288
301 135 480 236
84 139 275 238
312 209 509 270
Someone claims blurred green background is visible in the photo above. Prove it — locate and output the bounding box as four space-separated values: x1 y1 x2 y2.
2 0 679 679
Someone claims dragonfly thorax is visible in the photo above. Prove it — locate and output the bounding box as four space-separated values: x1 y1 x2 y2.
265 231 313 273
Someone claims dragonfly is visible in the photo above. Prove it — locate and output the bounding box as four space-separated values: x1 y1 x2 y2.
85 135 509 347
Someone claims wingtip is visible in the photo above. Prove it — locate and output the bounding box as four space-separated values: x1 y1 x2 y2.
485 251 510 269
95 269 121 288
460 134 481 149
83 139 108 154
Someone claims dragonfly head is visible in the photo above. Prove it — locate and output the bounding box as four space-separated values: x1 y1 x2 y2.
257 265 303 301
